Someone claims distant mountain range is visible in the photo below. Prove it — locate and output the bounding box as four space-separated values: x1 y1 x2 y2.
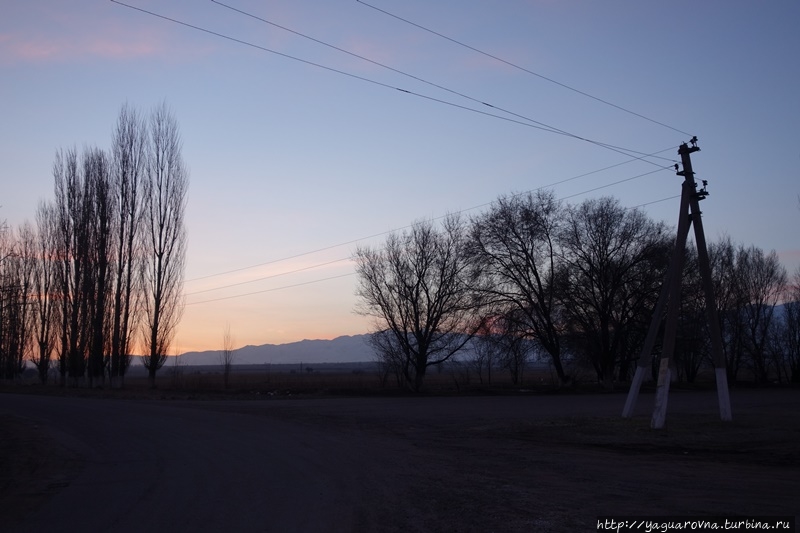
179 334 375 366
180 302 800 367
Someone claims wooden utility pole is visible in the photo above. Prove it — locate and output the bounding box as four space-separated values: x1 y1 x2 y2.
622 137 732 428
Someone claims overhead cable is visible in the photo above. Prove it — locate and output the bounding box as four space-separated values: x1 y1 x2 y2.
186 189 676 306
211 0 675 164
561 167 667 200
112 0 671 166
185 257 351 296
185 145 676 284
185 166 674 303
631 195 681 209
356 0 693 137
186 272 356 306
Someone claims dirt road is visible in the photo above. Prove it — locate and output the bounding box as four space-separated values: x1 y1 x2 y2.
1 389 798 532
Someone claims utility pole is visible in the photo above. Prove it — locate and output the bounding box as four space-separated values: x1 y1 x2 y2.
622 137 732 428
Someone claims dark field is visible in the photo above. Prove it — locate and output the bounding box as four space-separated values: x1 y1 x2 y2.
1 371 798 532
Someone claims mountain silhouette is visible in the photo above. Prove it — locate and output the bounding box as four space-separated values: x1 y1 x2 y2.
179 334 374 365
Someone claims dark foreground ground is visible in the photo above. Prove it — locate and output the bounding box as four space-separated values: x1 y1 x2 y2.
1 387 798 532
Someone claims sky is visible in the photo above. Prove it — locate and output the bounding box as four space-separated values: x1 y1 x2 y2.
2 1 799 354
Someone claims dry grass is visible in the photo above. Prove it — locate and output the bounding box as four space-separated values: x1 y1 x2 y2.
5 363 572 400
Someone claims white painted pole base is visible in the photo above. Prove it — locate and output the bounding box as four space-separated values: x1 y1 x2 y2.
716 367 732 421
622 366 648 418
651 358 672 429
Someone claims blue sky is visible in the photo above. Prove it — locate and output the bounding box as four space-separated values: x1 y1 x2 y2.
2 0 798 353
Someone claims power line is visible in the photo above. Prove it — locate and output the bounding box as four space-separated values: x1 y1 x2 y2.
185 145 676 284
631 195 681 209
561 167 666 201
186 230 397 283
435 147 676 220
111 1 682 295
356 0 693 137
186 272 356 306
112 0 672 167
186 190 677 307
185 257 351 296
211 0 675 164
185 166 674 303
108 0 555 137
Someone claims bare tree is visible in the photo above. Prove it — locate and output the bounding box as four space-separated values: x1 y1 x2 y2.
468 190 568 383
0 223 32 380
468 315 502 385
84 147 114 388
109 103 147 388
734 245 786 383
354 216 478 392
17 104 179 389
52 151 71 386
710 239 787 383
674 244 710 383
708 236 745 381
53 147 93 386
494 309 533 385
140 103 188 388
13 222 38 381
29 203 59 384
556 197 671 386
220 323 236 389
775 268 800 383
786 197 800 381
371 330 408 388
49 146 115 387
0 223 17 380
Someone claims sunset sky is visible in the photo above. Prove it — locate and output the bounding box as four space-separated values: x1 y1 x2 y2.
2 1 799 353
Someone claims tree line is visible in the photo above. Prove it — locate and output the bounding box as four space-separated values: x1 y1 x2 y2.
355 190 800 391
0 103 188 388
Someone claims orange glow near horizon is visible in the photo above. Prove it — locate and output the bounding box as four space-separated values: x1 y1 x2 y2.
174 258 370 353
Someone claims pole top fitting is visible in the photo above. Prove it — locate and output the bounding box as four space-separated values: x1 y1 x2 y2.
675 163 689 177
679 136 700 155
